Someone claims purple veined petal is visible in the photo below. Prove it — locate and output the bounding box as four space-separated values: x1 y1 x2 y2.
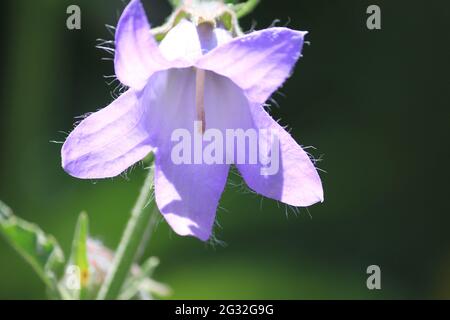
197 28 307 106
236 105 324 207
115 0 233 90
61 89 154 179
142 68 230 240
153 70 252 241
203 71 255 158
155 158 230 241
203 70 322 206
141 68 199 148
114 0 171 89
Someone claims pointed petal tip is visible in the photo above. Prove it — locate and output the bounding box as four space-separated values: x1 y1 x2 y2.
311 172 324 204
297 172 324 207
163 213 212 242
314 189 325 205
282 187 324 208
262 27 307 41
122 0 144 16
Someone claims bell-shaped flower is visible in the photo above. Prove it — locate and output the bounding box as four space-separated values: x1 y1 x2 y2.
62 0 323 241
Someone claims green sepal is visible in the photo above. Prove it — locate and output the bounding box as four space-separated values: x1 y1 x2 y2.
66 212 90 299
230 0 260 19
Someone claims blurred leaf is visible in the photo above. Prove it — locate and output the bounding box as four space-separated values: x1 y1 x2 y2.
231 0 260 18
168 0 181 8
67 212 90 299
0 200 65 298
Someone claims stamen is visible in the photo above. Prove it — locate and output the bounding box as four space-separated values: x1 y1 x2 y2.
195 68 206 134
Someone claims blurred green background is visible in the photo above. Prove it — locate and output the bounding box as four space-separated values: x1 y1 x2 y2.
0 0 449 299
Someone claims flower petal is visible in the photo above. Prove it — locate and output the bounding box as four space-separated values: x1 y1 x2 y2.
159 19 203 63
237 106 324 207
203 71 255 157
159 19 232 63
62 89 153 179
197 28 307 106
115 0 233 90
114 0 170 89
142 68 230 240
203 71 322 206
155 158 229 241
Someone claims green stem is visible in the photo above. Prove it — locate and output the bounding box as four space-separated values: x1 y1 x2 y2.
97 165 157 300
234 0 260 19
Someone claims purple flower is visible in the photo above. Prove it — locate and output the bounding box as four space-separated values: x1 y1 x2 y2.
62 0 323 241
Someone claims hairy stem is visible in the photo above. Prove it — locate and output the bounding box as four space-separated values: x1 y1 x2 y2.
97 165 157 300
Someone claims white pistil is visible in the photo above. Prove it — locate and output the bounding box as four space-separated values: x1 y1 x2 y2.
195 68 206 134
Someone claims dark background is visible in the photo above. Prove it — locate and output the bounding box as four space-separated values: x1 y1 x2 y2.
0 0 449 299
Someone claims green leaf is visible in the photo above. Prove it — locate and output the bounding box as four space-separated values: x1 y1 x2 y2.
67 212 90 299
232 0 261 19
0 200 65 298
168 0 182 8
